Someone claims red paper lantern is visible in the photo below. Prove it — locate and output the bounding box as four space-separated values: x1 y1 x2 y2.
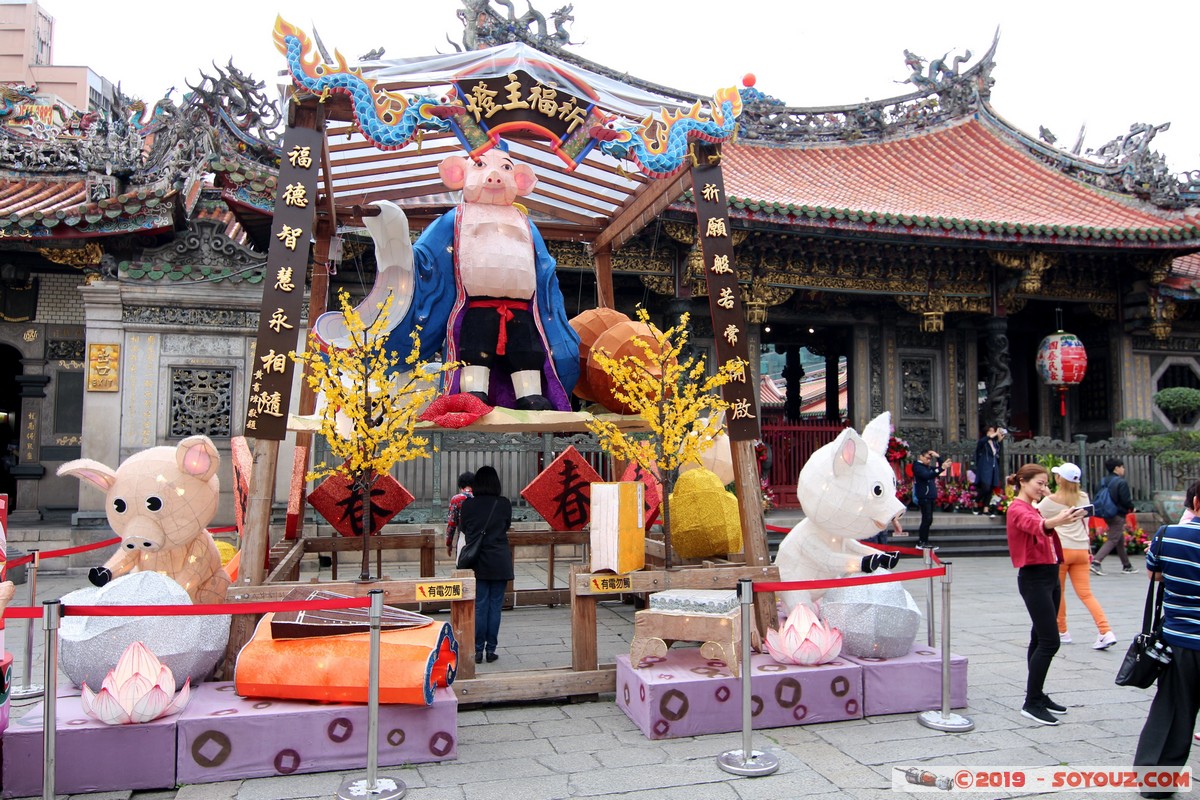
586 319 667 415
569 308 630 402
1036 331 1088 416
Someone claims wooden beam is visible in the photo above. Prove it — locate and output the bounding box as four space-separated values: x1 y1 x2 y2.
452 666 616 704
593 245 614 309
731 438 777 636
592 169 691 253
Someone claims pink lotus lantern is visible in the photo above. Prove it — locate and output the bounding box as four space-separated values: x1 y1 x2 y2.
80 641 191 725
764 603 843 666
1036 330 1088 416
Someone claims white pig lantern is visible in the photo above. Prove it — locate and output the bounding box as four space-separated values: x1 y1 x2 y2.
774 413 906 610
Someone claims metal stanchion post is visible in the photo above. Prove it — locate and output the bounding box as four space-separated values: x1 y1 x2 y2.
13 548 44 700
917 562 974 732
923 546 935 647
41 599 61 800
717 578 780 777
337 590 406 800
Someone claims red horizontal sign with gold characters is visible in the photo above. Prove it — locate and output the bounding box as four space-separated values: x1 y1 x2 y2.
245 125 322 440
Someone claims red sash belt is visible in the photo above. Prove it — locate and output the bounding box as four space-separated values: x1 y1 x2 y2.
469 298 530 355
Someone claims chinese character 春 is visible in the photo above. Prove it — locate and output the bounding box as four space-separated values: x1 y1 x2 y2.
702 183 721 202
287 146 313 169
723 324 740 346
276 225 304 250
281 182 309 208
705 218 728 238
710 254 733 274
274 267 296 292
268 308 294 333
717 287 736 310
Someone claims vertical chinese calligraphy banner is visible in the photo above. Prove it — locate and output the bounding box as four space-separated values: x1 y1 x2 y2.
244 125 323 440
691 146 760 442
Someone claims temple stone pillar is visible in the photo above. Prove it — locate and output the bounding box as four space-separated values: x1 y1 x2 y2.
982 316 1012 429
11 370 49 521
77 282 124 515
782 345 802 423
852 324 871 430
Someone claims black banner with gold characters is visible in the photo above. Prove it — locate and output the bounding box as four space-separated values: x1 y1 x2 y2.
245 126 322 439
691 145 760 442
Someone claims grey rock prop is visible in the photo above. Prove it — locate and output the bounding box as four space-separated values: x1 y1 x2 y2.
818 577 921 658
59 571 230 689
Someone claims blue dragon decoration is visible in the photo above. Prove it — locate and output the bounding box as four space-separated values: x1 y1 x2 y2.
271 17 740 177
273 17 452 149
594 87 742 179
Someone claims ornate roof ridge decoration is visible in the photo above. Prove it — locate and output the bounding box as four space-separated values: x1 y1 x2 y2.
0 59 281 184
673 187 1200 245
978 105 1200 211
734 37 997 147
452 2 579 54
118 217 266 285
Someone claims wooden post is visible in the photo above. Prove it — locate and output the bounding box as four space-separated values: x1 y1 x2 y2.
450 569 476 680
731 438 776 636
569 565 598 671
240 437 280 586
592 245 614 309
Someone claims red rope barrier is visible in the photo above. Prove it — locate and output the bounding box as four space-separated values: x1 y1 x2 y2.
5 536 121 568
2 595 372 621
4 525 235 569
754 565 946 593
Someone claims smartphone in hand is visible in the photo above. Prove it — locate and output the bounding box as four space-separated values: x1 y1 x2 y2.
1074 504 1094 517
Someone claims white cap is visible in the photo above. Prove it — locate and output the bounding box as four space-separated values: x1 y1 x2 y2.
1052 462 1081 483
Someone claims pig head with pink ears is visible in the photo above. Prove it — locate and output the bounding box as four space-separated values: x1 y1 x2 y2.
58 435 230 604
774 412 906 610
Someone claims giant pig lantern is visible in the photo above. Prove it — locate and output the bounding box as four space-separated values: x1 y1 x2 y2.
313 148 581 413
57 436 230 604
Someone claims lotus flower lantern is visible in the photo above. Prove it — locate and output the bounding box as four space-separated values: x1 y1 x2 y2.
80 641 191 725
764 603 843 666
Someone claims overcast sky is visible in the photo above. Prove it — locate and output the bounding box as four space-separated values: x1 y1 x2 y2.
38 0 1200 175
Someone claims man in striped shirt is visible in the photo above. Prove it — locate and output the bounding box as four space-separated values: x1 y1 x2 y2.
1133 480 1200 797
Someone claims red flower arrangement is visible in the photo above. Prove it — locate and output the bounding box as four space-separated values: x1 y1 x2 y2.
885 435 909 463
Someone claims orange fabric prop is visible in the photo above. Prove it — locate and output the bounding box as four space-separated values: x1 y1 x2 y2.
234 613 457 706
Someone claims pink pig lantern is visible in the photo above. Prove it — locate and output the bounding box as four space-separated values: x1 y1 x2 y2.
1036 330 1088 416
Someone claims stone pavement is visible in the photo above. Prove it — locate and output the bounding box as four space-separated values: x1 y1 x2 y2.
4 543 1193 799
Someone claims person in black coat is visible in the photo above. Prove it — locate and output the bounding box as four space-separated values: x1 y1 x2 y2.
912 449 943 547
1091 458 1137 575
973 426 1006 515
458 465 514 664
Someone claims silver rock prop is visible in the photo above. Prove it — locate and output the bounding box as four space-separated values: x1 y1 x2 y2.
818 577 921 658
59 571 230 690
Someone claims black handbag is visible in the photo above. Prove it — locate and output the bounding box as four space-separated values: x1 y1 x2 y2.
1115 527 1173 688
456 500 497 570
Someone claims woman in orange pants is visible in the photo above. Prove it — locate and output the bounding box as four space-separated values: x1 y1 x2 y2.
1037 463 1117 650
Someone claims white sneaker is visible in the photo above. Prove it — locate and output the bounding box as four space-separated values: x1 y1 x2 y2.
1093 631 1118 650
1059 631 1072 643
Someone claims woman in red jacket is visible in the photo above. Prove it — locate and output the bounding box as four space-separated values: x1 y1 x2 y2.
1006 463 1088 726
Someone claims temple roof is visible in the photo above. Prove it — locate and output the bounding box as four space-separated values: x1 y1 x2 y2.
705 117 1200 246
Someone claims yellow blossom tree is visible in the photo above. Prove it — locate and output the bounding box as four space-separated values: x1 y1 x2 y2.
585 307 746 568
292 289 457 580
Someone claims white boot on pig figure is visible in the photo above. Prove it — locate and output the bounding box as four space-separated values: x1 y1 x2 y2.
58 435 230 605
774 412 905 612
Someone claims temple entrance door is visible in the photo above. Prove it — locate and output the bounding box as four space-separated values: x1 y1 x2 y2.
0 343 21 505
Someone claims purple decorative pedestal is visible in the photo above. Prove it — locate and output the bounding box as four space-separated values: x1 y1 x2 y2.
0 652 10 734
616 650 862 740
176 682 457 784
843 646 968 716
2 692 179 798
